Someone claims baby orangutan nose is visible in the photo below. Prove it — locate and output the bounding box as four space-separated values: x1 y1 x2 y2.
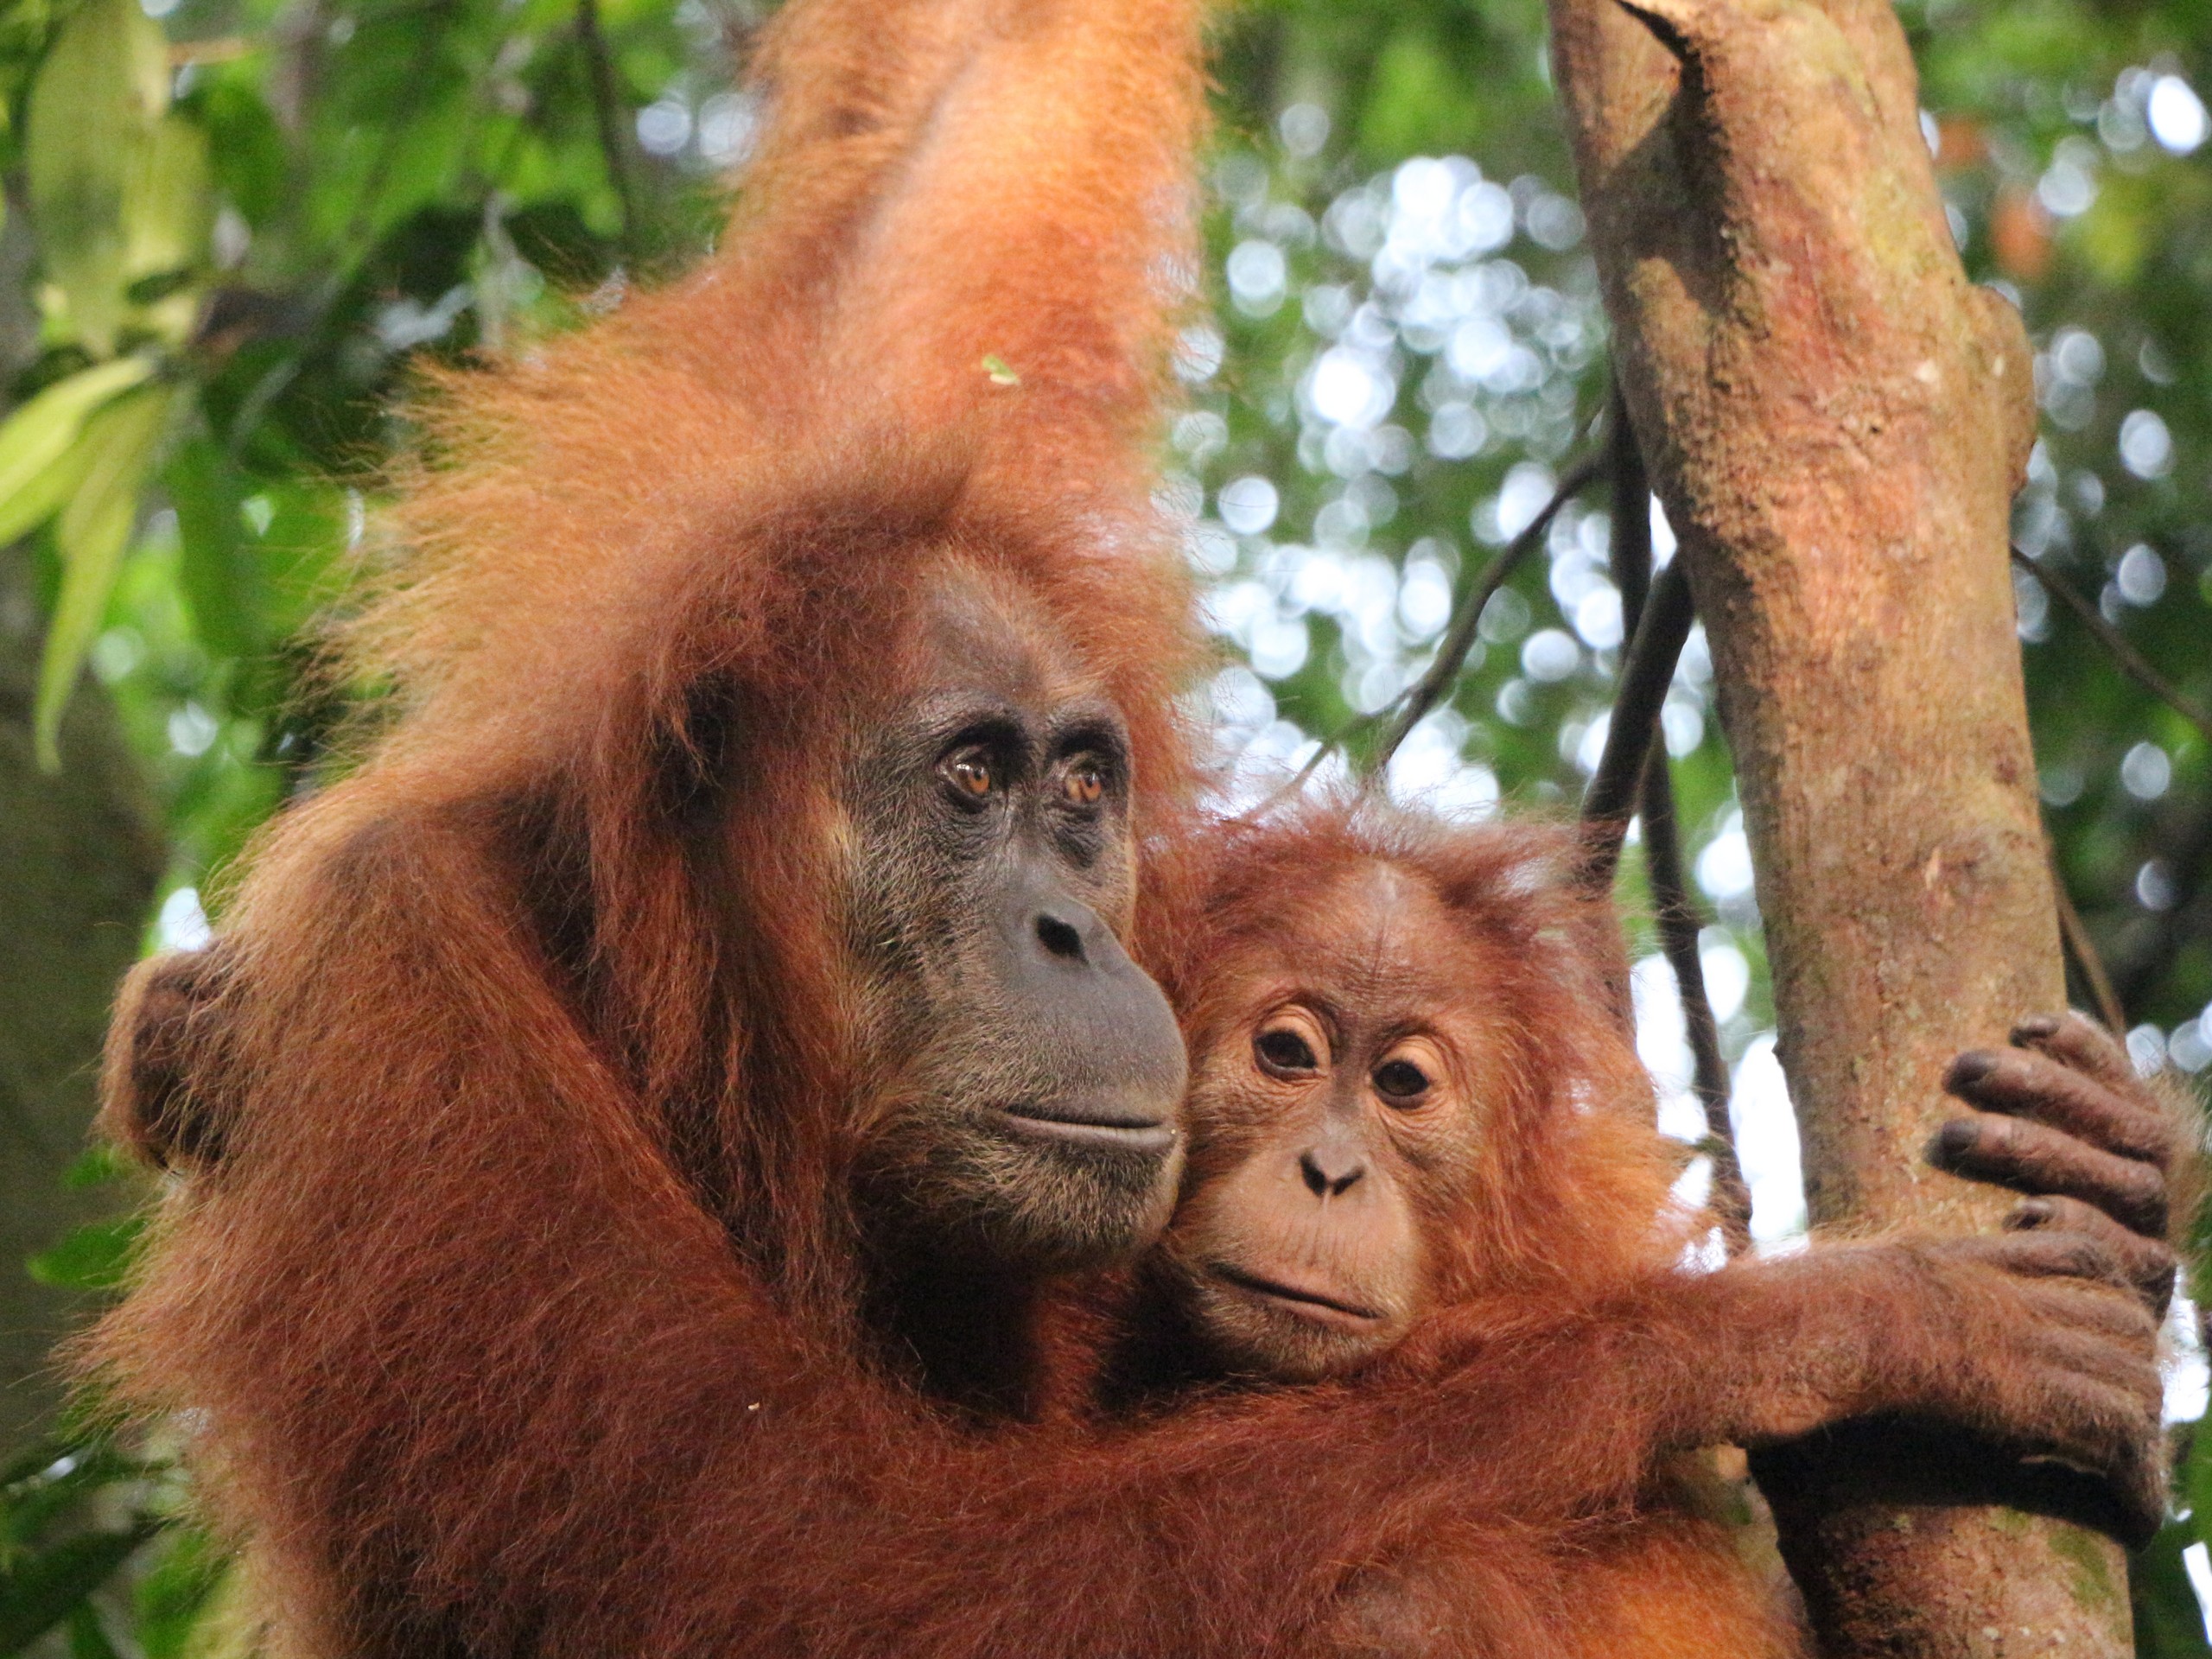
1298 1138 1366 1198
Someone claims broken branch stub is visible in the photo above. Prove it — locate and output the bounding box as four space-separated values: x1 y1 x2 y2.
1544 0 2132 1654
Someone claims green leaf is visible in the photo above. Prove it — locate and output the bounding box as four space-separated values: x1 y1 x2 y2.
0 358 156 543
0 1525 157 1653
2134 1515 2212 1657
23 0 168 354
25 1216 143 1293
69 1600 124 1659
166 439 257 658
34 384 176 771
132 1529 226 1659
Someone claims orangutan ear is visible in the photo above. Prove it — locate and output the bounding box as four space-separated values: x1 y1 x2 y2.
100 944 238 1172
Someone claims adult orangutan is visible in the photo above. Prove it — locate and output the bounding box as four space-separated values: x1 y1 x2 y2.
1088 799 2188 1656
88 0 2171 1654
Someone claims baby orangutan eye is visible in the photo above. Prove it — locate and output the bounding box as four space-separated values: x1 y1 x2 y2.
942 749 994 799
1255 1025 1320 1077
1063 757 1105 806
1372 1058 1432 1107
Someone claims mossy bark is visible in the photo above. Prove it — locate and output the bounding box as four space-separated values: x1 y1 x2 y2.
1545 0 2132 1651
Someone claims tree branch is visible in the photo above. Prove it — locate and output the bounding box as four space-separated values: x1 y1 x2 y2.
1579 558 1692 865
2049 851 2126 1038
1586 388 1749 1251
577 0 639 262
2012 546 2212 748
1362 452 1603 779
1643 754 1754 1253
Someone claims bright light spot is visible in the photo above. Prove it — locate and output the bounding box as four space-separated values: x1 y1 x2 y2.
636 98 691 156
1209 665 1275 734
1520 628 1580 683
1173 410 1228 462
1523 192 1584 251
1393 157 1458 220
1573 712 1611 776
1217 476 1279 537
1446 315 1511 382
2149 75 2210 155
2121 741 2172 800
2051 327 2104 385
1700 940 1750 1023
2171 1020 2212 1074
374 287 470 351
156 887 213 952
2136 859 2177 912
1386 709 1484 811
697 92 760 168
1696 823 1756 902
1427 403 1487 460
2119 409 2175 479
1674 1157 1715 1215
1397 559 1453 639
1429 762 1500 819
1573 584 1624 650
91 628 143 684
1174 324 1224 385
1459 181 1515 256
2127 1024 2168 1076
2036 152 2097 218
1660 699 1703 759
1184 524 1236 575
1631 955 1699 1135
1919 109 1941 155
1248 613 1309 680
1308 347 1391 427
1226 240 1287 314
1649 494 1678 564
2171 1287 2211 1423
2183 1543 2212 1643
2116 543 2167 605
1279 102 1331 159
1732 1035 1808 1245
1493 462 1558 541
1478 586 1531 645
168 703 219 759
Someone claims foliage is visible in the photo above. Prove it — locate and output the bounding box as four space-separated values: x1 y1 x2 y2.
0 0 2206 1650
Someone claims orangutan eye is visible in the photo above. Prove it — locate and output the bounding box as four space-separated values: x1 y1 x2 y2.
1373 1059 1431 1106
1255 1026 1319 1076
1062 757 1105 806
941 749 995 800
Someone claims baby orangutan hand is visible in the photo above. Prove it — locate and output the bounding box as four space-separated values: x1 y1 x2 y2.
1932 1011 2190 1315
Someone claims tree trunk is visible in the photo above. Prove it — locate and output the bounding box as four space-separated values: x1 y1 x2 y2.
1544 1 2133 1654
0 542 162 1457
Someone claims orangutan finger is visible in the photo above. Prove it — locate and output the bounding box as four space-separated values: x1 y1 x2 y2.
1947 1047 2174 1166
2010 1012 2145 1097
2008 1195 2178 1313
1929 1114 2168 1236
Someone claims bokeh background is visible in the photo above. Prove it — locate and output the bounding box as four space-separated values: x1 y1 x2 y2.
0 0 2207 1650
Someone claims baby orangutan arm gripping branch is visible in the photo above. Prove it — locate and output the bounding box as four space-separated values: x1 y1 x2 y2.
1096 800 2176 1654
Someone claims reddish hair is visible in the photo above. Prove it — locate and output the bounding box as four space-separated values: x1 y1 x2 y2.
1152 797 1693 1307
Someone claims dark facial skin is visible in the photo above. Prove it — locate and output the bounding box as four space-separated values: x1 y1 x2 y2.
1156 862 1509 1382
845 563 1189 1274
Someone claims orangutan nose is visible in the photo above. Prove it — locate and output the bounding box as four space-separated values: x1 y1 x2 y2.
1300 1144 1365 1199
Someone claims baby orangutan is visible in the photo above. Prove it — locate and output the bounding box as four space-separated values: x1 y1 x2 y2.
1098 801 2183 1657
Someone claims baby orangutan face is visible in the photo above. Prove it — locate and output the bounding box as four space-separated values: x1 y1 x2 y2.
1156 861 1517 1382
